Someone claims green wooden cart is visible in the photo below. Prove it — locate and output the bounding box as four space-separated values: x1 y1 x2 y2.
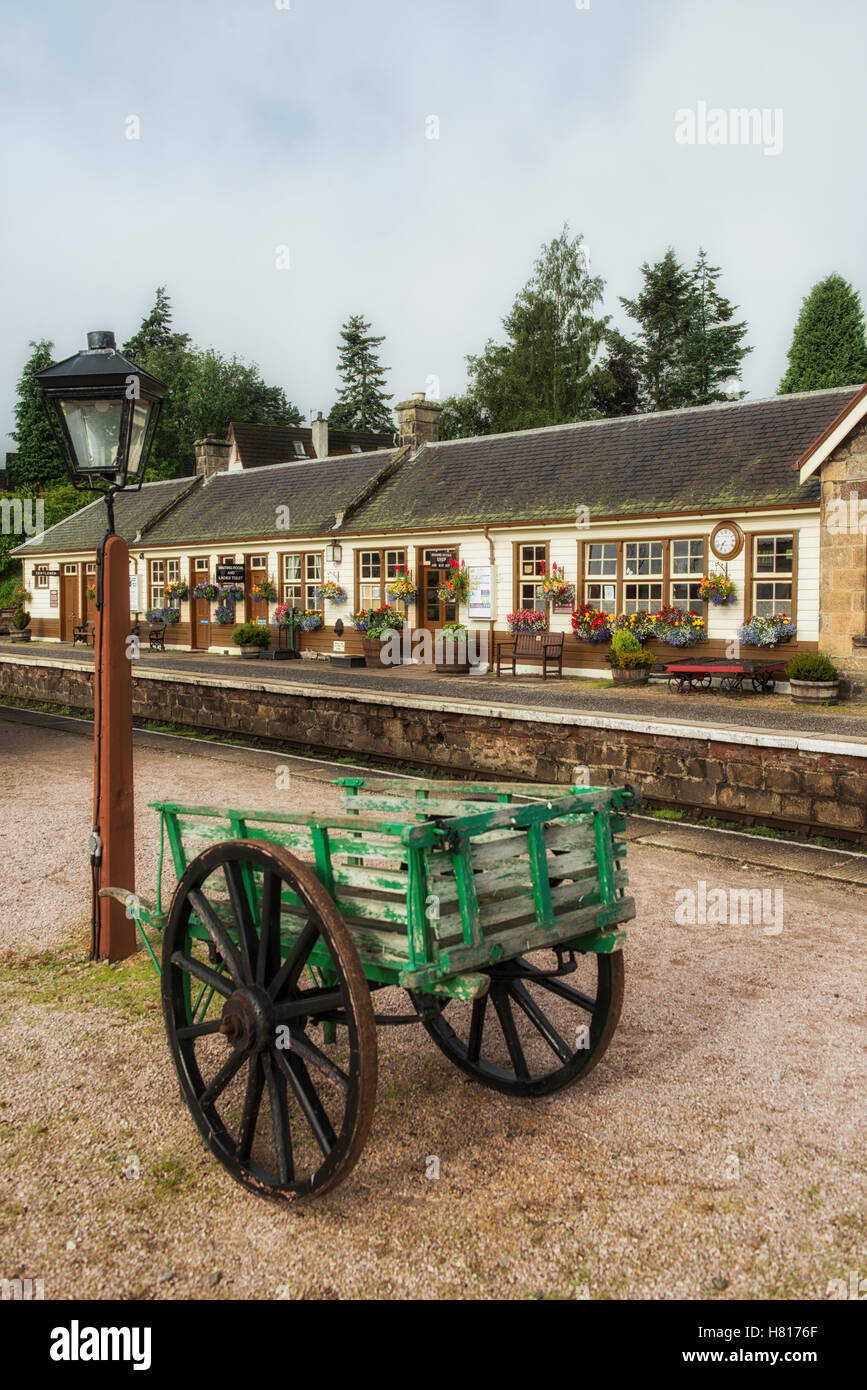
102 776 639 1202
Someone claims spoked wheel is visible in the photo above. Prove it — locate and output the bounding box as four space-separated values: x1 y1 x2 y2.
751 674 775 693
699 673 713 691
162 840 377 1203
667 675 683 694
411 948 624 1097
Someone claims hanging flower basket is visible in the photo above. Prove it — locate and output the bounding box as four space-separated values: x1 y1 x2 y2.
739 614 797 647
437 558 469 605
612 612 656 643
537 562 575 607
571 604 613 642
386 567 417 603
214 605 235 625
698 571 737 605
219 584 245 605
311 581 347 605
299 610 323 631
145 609 164 623
250 578 278 602
165 581 189 602
274 602 299 627
653 605 705 646
192 582 220 602
506 609 547 634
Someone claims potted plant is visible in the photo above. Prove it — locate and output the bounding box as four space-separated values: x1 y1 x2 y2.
608 629 655 685
311 580 347 605
435 622 472 674
10 602 31 642
698 570 736 605
232 621 271 658
299 609 323 631
85 584 96 601
785 652 840 705
571 604 612 643
437 558 469 606
250 576 278 602
506 609 547 634
214 604 235 625
537 562 574 607
739 614 797 647
386 566 417 604
193 581 220 602
612 612 656 643
160 606 181 625
357 606 405 666
653 605 705 647
165 581 189 602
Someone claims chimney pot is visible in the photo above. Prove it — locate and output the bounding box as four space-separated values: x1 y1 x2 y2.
395 392 442 451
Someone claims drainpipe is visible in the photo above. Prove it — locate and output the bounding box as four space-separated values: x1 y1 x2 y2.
483 526 495 671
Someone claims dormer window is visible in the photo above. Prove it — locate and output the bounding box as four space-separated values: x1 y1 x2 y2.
350 444 362 454
293 441 307 457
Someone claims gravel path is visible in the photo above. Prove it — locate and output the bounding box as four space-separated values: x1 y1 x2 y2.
8 642 867 741
1 717 865 1300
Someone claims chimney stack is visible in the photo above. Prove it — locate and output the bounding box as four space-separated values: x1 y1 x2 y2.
395 391 442 452
312 412 329 459
194 433 232 479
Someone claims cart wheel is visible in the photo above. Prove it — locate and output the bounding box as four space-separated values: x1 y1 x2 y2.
162 840 377 1203
700 673 713 690
751 675 775 694
719 675 739 694
667 675 682 694
411 948 624 1097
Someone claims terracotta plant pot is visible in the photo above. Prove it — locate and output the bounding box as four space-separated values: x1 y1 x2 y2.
789 678 839 706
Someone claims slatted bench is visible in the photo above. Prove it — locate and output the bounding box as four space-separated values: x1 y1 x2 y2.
496 630 564 679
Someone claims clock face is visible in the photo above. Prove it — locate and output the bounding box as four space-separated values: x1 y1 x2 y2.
711 522 742 559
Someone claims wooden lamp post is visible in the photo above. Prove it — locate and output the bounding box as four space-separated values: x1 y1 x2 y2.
36 331 166 961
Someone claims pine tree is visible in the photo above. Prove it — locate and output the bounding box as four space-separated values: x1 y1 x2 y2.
618 249 750 411
9 340 66 489
779 274 867 393
682 250 751 404
463 226 612 434
122 285 189 360
328 315 393 433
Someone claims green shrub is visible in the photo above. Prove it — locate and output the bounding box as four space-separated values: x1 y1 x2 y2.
232 622 271 648
611 628 642 659
614 647 655 669
439 623 468 642
11 606 31 631
785 652 837 682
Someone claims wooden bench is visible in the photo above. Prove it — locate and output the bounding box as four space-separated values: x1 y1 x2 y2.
72 621 95 647
496 631 564 679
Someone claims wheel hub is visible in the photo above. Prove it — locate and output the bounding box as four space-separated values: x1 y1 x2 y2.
219 985 274 1052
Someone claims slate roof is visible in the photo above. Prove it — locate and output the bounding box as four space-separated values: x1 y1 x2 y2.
141 450 398 545
339 387 861 533
229 421 394 466
12 477 198 556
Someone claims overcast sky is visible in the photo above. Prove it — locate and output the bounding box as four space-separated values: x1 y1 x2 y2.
2 0 866 456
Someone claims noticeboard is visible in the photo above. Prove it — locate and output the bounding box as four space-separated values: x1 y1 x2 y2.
467 565 496 620
423 548 456 568
216 563 245 585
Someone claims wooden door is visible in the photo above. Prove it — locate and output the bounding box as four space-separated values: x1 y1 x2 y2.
418 548 458 646
60 563 79 641
190 557 211 649
246 555 270 627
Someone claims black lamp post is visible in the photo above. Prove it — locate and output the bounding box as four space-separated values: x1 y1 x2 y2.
35 332 166 961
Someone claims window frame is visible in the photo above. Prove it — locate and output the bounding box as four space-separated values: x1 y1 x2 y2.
281 549 325 610
355 547 407 611
669 536 706 610
512 540 549 612
34 565 50 589
747 531 797 622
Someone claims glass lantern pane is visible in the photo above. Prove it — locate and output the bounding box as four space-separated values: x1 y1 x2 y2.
126 401 154 480
60 399 124 473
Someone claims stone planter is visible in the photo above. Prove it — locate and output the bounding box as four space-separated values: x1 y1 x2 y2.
609 664 650 686
789 678 839 706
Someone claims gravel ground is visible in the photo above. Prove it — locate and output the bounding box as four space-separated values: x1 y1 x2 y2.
0 717 865 1300
9 641 867 740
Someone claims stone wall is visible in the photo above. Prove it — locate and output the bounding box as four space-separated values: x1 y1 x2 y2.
2 656 865 840
820 417 867 693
